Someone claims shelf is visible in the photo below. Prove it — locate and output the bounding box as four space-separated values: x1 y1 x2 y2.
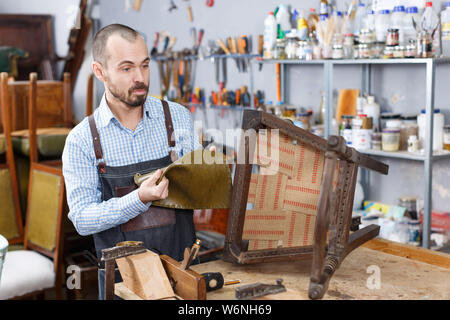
357 149 450 161
258 57 450 65
152 53 262 62
188 103 253 111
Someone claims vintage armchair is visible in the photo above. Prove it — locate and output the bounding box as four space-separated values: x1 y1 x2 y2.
0 73 66 299
223 109 389 300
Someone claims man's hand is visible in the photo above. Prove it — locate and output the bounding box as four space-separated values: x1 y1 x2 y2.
137 169 169 204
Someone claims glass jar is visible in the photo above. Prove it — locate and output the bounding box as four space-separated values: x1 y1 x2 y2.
444 125 450 151
297 41 306 60
304 40 313 60
382 129 401 151
358 44 371 59
383 46 394 58
381 113 402 129
405 40 416 58
417 31 432 58
332 44 344 59
371 42 385 58
407 220 421 246
343 33 355 59
400 122 418 150
386 28 400 46
285 36 299 59
393 46 405 58
294 112 311 131
340 115 353 146
359 28 375 44
274 38 286 60
371 132 382 150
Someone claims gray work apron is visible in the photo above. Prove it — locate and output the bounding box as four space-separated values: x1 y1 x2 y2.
88 100 196 299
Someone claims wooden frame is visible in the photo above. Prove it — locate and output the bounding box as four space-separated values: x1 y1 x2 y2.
0 73 24 244
223 109 389 299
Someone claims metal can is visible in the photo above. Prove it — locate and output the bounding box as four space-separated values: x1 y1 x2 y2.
386 28 400 46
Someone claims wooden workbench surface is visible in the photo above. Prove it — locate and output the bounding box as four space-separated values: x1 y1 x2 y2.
191 240 450 300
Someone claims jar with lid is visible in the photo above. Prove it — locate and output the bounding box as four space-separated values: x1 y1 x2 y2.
417 31 432 58
274 38 287 60
297 41 306 60
405 39 416 58
393 46 405 58
386 28 400 46
371 42 384 58
383 46 394 58
407 220 421 246
371 132 382 150
294 112 311 131
444 125 450 151
304 40 313 60
285 35 299 59
352 114 372 150
400 121 419 150
359 28 375 44
357 44 371 59
332 44 344 59
381 113 402 129
382 128 401 151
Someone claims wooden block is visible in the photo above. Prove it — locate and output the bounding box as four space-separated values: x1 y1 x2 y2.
116 250 175 300
160 255 206 300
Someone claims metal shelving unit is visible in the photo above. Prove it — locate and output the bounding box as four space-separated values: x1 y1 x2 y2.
256 57 450 249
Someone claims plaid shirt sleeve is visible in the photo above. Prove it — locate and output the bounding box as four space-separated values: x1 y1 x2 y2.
62 126 151 236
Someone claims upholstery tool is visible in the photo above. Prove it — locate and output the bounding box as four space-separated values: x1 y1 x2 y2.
168 0 178 12
235 279 286 300
201 272 224 292
150 32 160 57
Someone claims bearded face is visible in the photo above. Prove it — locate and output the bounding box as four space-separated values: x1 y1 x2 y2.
106 76 149 107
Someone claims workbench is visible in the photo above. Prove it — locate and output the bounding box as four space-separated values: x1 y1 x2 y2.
190 239 450 300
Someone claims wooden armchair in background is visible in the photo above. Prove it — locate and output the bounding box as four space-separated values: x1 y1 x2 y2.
223 109 389 300
0 73 66 300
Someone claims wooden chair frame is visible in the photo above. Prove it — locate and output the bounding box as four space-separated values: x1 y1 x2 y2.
0 73 24 244
223 109 389 299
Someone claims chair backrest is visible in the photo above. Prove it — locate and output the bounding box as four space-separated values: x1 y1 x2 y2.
28 72 72 163
23 162 65 273
0 73 23 244
86 73 94 117
223 109 388 264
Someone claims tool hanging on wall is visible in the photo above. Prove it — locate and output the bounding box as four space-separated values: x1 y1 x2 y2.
168 0 178 12
206 0 214 7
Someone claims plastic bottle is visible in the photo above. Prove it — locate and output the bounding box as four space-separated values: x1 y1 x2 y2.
307 8 319 34
417 109 444 150
376 9 391 43
319 0 329 16
404 6 421 44
276 4 292 34
363 96 381 132
391 5 407 45
441 2 450 56
297 10 309 41
263 12 278 59
354 3 367 36
366 9 376 32
421 1 441 57
334 11 344 37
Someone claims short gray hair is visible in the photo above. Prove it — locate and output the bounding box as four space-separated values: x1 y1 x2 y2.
93 24 140 65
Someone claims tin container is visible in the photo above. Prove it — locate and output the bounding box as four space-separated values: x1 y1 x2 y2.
393 46 405 58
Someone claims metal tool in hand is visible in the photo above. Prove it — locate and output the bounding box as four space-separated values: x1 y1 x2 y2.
235 279 286 300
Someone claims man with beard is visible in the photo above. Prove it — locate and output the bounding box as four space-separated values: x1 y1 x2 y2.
62 24 206 299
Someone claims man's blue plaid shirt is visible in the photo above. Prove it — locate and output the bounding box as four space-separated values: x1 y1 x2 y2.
62 95 202 236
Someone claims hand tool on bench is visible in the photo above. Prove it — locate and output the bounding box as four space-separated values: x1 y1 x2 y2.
235 279 286 300
101 241 147 300
201 272 224 292
180 239 202 270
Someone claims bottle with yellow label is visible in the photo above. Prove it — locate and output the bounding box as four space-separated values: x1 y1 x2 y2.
441 2 450 56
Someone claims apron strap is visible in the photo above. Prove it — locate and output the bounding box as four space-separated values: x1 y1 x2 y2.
88 115 106 172
161 99 175 148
